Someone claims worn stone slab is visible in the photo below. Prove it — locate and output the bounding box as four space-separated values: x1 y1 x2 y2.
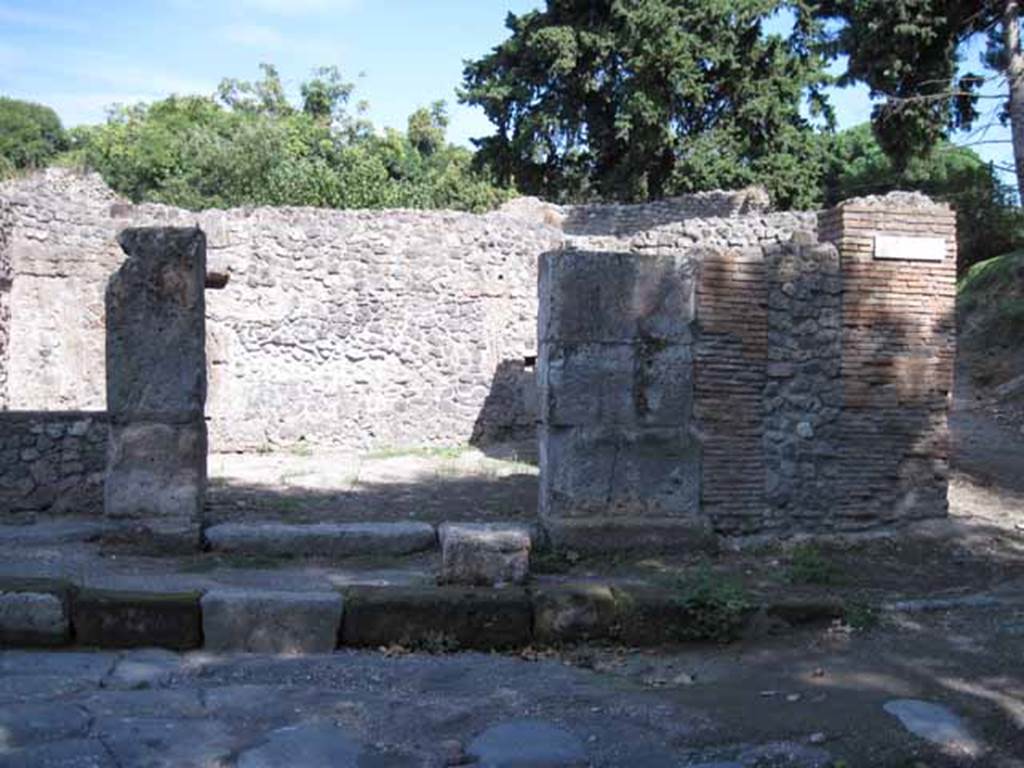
95 716 234 768
439 523 531 586
237 722 364 768
106 227 207 421
201 589 344 653
883 699 981 756
539 341 694 427
204 521 437 558
0 738 117 768
341 586 531 650
467 720 588 768
539 425 703 520
539 250 697 343
72 588 202 650
0 591 68 647
0 578 72 646
104 421 205 550
0 701 91 748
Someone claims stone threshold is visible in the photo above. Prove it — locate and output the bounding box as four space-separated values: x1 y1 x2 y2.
0 573 849 654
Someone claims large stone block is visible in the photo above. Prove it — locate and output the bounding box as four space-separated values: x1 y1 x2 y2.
104 421 206 547
539 250 696 343
106 227 206 422
72 588 202 650
438 523 531 586
0 579 71 647
340 586 531 650
539 341 693 427
539 425 701 520
201 589 344 653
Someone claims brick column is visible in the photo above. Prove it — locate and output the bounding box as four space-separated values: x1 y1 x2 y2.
818 196 956 528
104 227 207 551
537 249 709 553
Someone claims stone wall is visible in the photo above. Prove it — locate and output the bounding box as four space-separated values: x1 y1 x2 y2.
0 411 107 519
0 170 562 452
538 194 957 543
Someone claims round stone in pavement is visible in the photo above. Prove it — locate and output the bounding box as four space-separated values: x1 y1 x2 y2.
467 720 588 768
883 699 982 756
237 722 363 768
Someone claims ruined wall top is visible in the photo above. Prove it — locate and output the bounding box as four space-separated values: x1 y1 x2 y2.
833 190 951 213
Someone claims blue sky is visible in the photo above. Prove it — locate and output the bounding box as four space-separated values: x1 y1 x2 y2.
0 0 1013 184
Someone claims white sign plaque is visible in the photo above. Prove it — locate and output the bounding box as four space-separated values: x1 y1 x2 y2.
873 235 945 262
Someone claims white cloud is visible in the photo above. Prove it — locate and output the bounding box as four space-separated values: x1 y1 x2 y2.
224 23 285 48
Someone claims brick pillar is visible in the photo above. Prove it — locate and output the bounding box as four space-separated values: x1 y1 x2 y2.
818 196 956 528
104 227 207 551
537 249 709 553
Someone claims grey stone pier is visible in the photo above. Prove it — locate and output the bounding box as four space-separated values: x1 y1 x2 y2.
104 227 207 551
537 249 710 553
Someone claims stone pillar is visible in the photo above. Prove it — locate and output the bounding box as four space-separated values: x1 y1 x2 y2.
762 233 843 529
818 195 956 527
104 227 207 551
0 199 12 409
537 249 708 553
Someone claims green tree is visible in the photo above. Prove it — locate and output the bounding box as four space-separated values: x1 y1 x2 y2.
815 2 1024 201
825 124 1024 272
69 66 511 213
0 97 67 171
460 0 833 207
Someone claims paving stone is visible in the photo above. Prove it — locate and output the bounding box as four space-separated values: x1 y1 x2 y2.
0 702 91 747
467 719 588 767
80 688 206 719
439 523 531 586
0 650 115 681
237 722 363 768
883 699 982 756
102 648 185 689
95 716 235 767
341 586 532 650
72 589 202 650
201 589 344 653
0 738 116 768
0 590 69 646
205 521 437 558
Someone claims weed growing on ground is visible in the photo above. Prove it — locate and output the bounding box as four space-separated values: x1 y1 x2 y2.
366 444 469 461
673 564 751 643
843 601 879 631
786 544 841 585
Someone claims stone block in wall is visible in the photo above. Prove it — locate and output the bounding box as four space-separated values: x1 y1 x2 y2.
539 341 694 427
104 421 206 548
106 227 206 422
539 250 696 343
539 425 701 520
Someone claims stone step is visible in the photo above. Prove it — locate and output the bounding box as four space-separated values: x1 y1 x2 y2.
204 521 438 558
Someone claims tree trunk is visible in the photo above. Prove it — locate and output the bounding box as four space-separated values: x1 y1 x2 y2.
1004 0 1024 203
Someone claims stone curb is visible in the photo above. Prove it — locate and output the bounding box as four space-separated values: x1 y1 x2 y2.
0 577 848 652
204 521 438 558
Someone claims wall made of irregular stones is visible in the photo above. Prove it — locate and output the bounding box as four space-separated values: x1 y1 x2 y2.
0 411 107 520
0 170 563 452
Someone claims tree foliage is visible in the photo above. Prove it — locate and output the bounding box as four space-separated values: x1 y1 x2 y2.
460 0 834 208
825 123 1024 272
815 2 1008 176
0 97 67 174
66 65 511 212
